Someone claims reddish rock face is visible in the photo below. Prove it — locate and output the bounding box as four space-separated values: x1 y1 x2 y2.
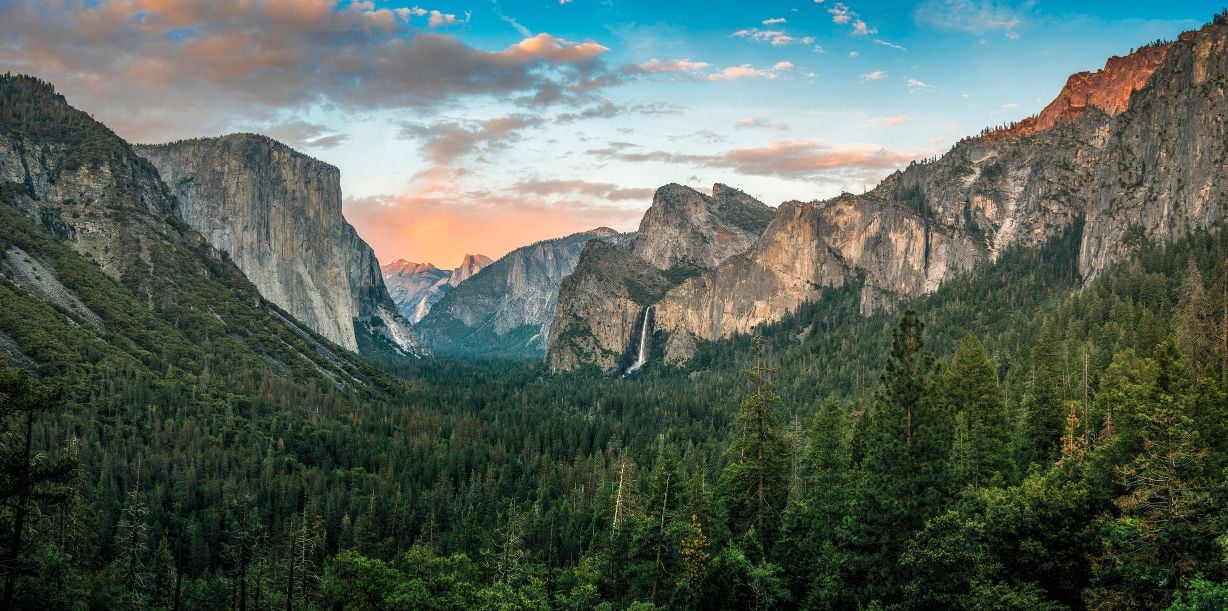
1034 43 1171 131
994 43 1172 139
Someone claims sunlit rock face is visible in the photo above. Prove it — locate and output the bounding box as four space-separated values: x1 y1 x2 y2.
547 184 774 372
383 254 492 324
633 183 775 271
136 134 424 355
416 228 633 357
546 240 671 373
549 21 1228 370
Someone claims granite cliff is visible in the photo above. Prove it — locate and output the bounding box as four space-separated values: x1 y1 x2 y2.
135 135 423 355
549 21 1228 371
416 228 632 357
547 184 774 372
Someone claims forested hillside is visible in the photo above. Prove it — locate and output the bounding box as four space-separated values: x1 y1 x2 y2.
4 156 1228 608
1 15 1228 609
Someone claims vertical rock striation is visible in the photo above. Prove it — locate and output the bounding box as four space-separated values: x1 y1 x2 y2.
135 134 424 355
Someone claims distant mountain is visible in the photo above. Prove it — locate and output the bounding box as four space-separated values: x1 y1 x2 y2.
549 21 1228 372
416 228 633 357
382 254 492 323
135 134 424 356
548 184 774 372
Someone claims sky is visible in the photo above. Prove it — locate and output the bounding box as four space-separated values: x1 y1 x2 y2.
0 1 1222 267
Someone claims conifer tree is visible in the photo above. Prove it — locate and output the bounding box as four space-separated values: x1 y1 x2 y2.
716 336 791 551
941 333 1012 487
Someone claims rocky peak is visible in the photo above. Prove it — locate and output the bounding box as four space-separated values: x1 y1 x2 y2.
383 260 440 276
632 183 774 271
452 254 492 285
994 42 1172 138
416 227 632 357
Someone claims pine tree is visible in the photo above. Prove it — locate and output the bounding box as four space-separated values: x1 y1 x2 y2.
1016 322 1066 469
716 336 791 551
941 333 1012 488
839 310 946 606
0 366 76 607
1176 259 1215 378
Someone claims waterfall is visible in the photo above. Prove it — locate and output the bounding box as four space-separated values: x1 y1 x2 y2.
624 305 654 375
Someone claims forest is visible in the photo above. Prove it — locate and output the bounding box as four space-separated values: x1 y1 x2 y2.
1 155 1227 611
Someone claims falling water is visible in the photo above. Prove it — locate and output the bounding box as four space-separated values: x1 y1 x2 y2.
624 305 654 375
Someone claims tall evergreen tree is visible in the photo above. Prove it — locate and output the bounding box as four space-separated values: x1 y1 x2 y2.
1017 322 1067 470
837 310 947 606
716 337 791 552
941 333 1013 488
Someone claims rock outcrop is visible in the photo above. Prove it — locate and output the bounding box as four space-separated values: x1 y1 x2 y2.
416 228 632 357
633 183 775 271
135 134 424 355
546 240 671 373
546 184 774 371
548 20 1228 371
0 74 388 385
382 254 492 323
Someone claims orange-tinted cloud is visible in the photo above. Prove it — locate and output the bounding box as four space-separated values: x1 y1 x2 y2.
0 1 617 143
585 139 923 184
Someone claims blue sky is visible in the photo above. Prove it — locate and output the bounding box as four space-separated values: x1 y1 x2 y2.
1 1 1222 264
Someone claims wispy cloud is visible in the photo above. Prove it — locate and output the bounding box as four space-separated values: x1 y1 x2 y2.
860 70 888 81
733 28 816 46
636 58 712 74
763 17 787 25
735 117 791 131
873 38 907 51
586 139 920 181
907 78 935 93
828 2 876 36
869 115 909 127
914 0 1025 37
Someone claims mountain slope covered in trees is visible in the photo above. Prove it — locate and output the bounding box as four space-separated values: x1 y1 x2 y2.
1 13 1228 611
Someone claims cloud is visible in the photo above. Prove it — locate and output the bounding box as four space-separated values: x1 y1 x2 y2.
0 1 617 143
586 139 920 181
860 70 888 81
828 3 876 36
707 64 782 81
733 28 816 46
399 114 546 165
763 17 787 25
344 169 644 264
906 78 935 93
873 38 907 51
735 117 791 131
260 120 350 149
869 115 909 127
829 3 853 24
637 58 712 74
512 179 654 201
914 0 1024 36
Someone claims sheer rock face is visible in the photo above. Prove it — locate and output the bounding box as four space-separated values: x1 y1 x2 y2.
1032 43 1171 132
382 254 491 323
633 183 775 271
135 134 424 355
546 184 774 371
416 228 632 357
548 21 1228 370
546 241 670 373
